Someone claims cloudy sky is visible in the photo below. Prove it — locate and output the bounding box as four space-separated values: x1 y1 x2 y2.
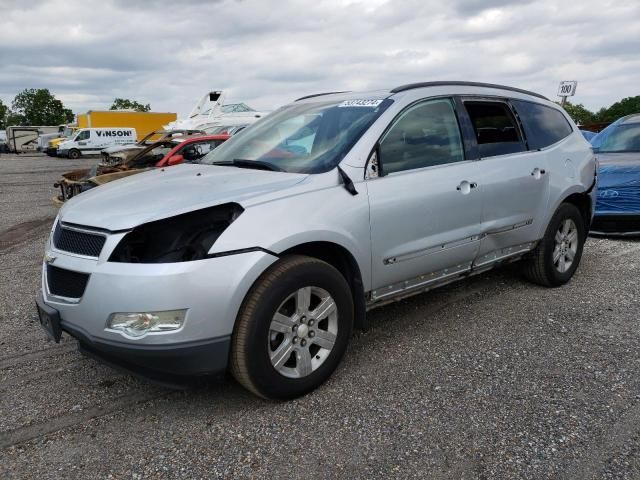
0 0 638 117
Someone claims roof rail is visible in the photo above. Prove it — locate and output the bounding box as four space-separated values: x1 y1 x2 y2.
295 91 351 101
390 81 548 101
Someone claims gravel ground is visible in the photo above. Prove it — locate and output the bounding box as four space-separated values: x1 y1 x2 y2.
1 153 640 479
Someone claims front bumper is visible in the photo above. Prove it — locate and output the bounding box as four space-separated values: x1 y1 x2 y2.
36 291 230 383
39 230 278 380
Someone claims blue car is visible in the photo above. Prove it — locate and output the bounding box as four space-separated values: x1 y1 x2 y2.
590 114 640 236
580 129 597 141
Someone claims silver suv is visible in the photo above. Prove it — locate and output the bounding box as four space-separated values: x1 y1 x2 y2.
36 82 597 399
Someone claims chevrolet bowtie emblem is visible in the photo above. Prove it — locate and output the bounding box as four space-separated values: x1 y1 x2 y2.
44 252 57 264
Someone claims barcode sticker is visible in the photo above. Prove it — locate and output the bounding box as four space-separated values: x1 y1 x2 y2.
338 99 383 108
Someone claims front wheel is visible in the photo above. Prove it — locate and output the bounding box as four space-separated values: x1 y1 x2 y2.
522 203 586 287
231 255 354 400
68 149 81 159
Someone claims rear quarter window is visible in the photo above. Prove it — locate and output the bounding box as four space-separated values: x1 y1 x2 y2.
512 100 574 150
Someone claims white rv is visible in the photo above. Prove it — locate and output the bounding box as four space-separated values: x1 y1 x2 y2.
165 91 268 132
57 128 137 159
6 126 60 153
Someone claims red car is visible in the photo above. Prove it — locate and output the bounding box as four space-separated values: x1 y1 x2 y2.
157 134 230 166
113 134 231 168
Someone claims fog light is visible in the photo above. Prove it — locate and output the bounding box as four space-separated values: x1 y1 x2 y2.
107 310 187 338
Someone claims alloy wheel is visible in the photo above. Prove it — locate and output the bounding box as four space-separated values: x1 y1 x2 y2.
268 286 338 378
553 218 578 273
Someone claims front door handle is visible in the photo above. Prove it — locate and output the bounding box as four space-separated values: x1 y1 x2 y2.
456 181 478 194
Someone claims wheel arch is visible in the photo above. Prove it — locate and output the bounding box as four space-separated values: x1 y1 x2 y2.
562 192 592 230
542 186 593 238
279 241 368 331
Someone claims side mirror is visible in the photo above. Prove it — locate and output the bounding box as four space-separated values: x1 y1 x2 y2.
167 154 184 166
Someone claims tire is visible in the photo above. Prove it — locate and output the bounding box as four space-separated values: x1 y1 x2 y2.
522 203 586 287
231 255 354 400
68 149 81 160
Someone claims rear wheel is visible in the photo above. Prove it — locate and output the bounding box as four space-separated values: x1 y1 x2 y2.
522 203 585 287
68 149 81 160
231 255 353 400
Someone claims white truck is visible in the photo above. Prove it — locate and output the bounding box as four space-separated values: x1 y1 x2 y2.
57 127 137 159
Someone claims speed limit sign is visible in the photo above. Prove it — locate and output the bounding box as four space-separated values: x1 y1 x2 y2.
558 81 578 97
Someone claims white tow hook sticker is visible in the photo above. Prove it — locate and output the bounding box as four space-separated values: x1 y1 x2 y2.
338 99 383 108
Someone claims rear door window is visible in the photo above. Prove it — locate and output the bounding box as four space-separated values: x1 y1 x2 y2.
511 100 573 150
463 101 526 157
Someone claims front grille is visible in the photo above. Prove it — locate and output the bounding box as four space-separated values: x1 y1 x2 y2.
591 215 640 233
47 265 90 298
53 223 106 257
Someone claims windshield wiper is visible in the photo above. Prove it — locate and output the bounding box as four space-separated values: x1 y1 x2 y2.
212 159 284 172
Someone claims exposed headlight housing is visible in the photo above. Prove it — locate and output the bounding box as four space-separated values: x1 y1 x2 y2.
107 309 187 338
109 203 243 263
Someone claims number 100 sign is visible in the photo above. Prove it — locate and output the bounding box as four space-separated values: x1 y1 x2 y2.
558 81 578 97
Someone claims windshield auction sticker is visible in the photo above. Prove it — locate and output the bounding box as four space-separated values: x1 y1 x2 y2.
338 99 383 108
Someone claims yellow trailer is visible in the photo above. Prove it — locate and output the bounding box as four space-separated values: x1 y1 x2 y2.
85 111 177 136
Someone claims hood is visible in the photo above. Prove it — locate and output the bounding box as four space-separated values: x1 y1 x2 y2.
116 148 146 162
59 163 308 231
595 152 640 214
103 144 143 154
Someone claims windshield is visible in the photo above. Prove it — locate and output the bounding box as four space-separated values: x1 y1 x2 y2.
591 117 640 152
591 121 640 153
200 98 392 173
221 103 255 113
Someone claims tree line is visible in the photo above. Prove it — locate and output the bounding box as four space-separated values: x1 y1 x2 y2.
0 88 151 129
561 96 640 125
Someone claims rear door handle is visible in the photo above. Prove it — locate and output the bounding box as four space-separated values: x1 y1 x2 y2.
531 168 546 178
456 181 478 193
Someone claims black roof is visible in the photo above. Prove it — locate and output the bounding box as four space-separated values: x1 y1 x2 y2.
295 91 351 101
295 81 548 104
390 81 548 100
